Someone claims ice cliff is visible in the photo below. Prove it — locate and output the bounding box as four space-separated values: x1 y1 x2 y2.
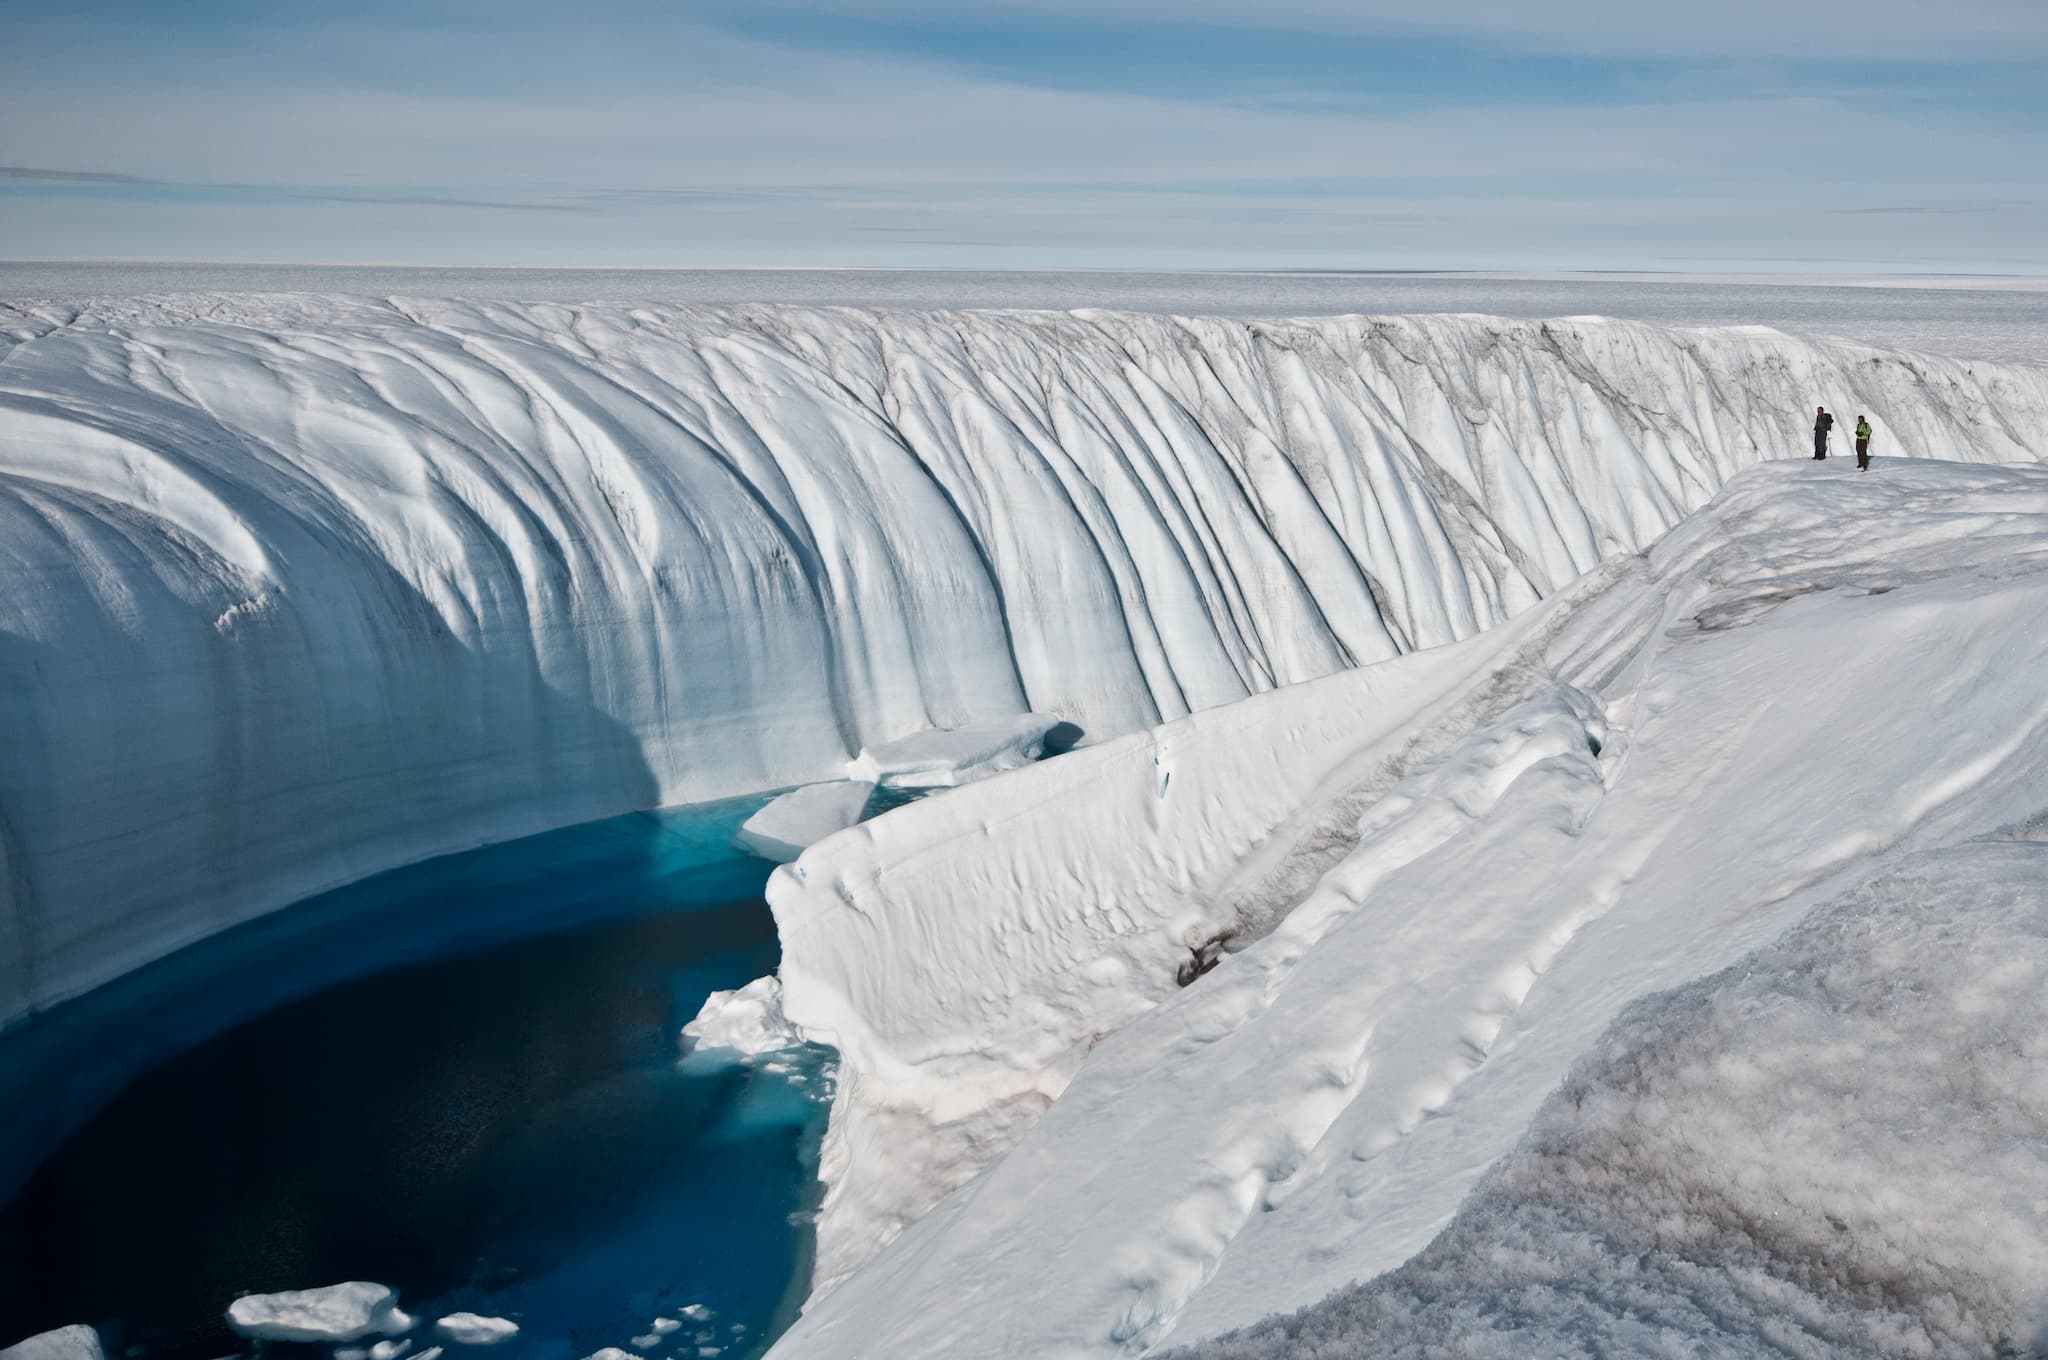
2 295 2045 1022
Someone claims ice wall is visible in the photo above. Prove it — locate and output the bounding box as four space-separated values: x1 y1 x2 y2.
2 295 2044 1021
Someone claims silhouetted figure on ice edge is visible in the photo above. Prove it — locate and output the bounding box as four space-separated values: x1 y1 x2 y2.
1856 415 1873 470
1813 405 1834 460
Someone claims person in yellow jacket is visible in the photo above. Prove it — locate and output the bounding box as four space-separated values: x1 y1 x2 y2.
1855 415 1873 470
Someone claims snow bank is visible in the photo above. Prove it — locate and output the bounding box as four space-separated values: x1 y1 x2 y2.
0 1326 103 1360
1183 836 2048 1360
766 459 2048 1357
225 1282 413 1342
733 783 875 864
845 714 1061 790
433 1314 519 1346
4 296 2047 1022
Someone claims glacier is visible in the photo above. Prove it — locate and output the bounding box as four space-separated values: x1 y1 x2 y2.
762 459 2048 1357
3 294 2047 1031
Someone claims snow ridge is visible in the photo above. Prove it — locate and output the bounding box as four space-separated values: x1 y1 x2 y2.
2 296 2045 1021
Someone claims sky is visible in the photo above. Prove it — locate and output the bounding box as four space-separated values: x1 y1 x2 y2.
3 0 2046 272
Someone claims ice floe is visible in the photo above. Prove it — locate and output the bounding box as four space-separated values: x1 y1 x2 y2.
0 1326 103 1360
683 976 800 1060
432 1315 517 1346
225 1282 412 1343
733 783 876 864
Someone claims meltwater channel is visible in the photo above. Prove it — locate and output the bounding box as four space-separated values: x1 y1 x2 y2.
0 794 834 1360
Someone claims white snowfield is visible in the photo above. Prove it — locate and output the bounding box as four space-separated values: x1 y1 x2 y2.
764 459 2048 1358
1179 835 2048 1359
3 294 2046 1023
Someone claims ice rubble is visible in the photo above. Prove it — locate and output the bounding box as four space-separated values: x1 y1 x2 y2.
225 1281 413 1342
733 782 876 864
683 976 801 1059
5 296 2048 1022
845 714 1061 790
0 1326 102 1360
763 460 2048 1357
1181 837 2048 1360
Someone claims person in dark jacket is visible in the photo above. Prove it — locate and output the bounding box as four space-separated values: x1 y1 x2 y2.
1813 406 1834 459
1855 415 1873 470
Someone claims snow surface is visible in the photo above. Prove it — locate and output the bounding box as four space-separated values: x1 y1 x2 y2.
225 1282 413 1342
733 783 876 864
433 1314 519 1346
0 1326 103 1360
764 459 2048 1357
1179 835 2048 1360
4 296 2047 1023
7 265 2048 364
845 715 1059 790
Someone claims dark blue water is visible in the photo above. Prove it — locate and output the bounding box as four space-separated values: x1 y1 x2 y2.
0 797 833 1360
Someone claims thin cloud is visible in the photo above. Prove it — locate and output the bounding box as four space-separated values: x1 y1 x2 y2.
1827 203 2027 216
300 192 595 214
0 166 168 185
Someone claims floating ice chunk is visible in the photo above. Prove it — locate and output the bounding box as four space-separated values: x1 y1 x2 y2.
412 1350 443 1360
677 1306 712 1322
433 1315 517 1347
846 714 1060 791
335 1350 368 1360
628 1336 659 1350
648 1320 681 1336
682 976 798 1059
732 781 875 864
1 1325 104 1360
227 1283 411 1343
581 1350 637 1360
369 1341 411 1360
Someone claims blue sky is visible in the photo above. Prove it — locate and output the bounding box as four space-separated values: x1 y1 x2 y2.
3 0 2046 271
